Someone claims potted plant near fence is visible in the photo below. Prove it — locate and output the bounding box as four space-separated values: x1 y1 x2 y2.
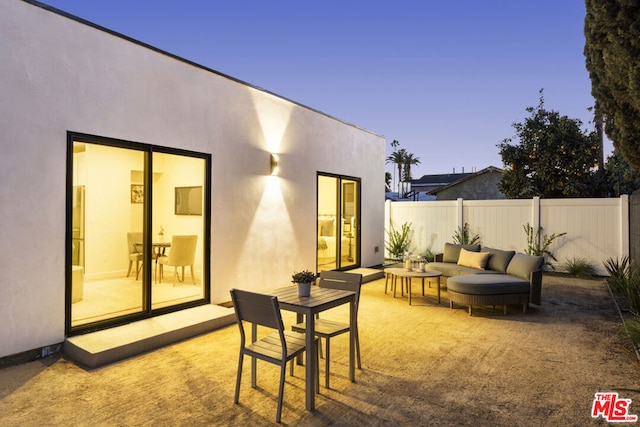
292 270 317 297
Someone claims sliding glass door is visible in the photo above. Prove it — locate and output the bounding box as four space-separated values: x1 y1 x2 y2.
317 174 360 272
66 134 210 334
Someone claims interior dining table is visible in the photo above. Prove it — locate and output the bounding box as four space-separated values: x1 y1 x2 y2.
134 242 171 282
268 285 357 411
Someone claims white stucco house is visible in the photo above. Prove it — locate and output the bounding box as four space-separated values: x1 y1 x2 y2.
0 0 385 366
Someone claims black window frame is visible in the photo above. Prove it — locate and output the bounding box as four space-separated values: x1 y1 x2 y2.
65 131 212 336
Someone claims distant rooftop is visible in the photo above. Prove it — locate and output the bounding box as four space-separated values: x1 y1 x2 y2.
385 191 436 201
410 172 475 186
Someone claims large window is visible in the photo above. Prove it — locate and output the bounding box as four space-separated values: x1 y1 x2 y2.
66 133 211 335
317 174 360 272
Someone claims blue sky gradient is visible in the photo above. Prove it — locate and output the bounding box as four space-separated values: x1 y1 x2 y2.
41 0 608 178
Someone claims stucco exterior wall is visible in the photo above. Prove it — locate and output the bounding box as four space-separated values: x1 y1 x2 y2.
0 0 385 358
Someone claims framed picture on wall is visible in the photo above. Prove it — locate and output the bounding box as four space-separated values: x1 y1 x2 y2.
131 184 144 204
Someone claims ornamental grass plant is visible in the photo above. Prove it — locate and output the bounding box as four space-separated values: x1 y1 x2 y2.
563 257 596 278
604 256 640 354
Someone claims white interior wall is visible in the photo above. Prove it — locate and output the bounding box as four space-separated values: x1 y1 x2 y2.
75 146 207 280
81 144 145 278
152 153 205 275
0 0 385 358
318 177 337 217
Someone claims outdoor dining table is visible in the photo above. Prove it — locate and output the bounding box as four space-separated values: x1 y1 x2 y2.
268 285 357 411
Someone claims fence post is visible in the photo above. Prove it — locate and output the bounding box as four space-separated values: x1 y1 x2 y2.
385 199 391 229
384 200 391 258
457 198 464 230
532 196 541 247
620 194 630 258
532 196 541 229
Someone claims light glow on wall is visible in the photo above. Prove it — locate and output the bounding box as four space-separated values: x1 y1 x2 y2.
251 90 293 175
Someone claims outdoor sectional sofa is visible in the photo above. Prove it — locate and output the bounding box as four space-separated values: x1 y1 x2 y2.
429 243 544 316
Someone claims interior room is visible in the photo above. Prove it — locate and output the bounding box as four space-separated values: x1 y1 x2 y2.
71 139 207 328
317 175 359 271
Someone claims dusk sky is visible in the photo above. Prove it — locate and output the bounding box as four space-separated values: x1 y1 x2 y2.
42 0 610 180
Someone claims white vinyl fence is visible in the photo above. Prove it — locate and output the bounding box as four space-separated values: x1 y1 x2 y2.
385 196 630 276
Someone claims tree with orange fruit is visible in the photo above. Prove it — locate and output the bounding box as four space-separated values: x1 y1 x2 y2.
498 90 604 198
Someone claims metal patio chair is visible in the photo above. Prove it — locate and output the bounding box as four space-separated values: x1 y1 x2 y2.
291 271 363 388
230 288 318 423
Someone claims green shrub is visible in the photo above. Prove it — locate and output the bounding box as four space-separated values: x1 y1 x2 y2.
625 271 640 317
524 223 566 270
452 223 480 245
604 256 632 294
625 319 640 351
385 222 412 260
604 256 640 316
422 248 435 262
563 257 596 278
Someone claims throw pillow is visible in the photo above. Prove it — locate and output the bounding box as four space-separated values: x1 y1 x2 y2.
442 243 481 263
319 219 334 236
483 247 516 273
506 253 544 280
457 248 490 270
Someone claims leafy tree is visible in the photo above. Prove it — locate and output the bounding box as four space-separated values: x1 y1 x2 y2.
497 90 604 198
385 172 392 190
584 1 640 172
604 150 640 196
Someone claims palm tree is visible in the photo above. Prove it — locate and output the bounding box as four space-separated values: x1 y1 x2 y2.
386 148 407 193
386 140 401 191
402 153 421 181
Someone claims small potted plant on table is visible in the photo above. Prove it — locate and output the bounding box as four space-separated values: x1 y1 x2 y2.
292 270 317 297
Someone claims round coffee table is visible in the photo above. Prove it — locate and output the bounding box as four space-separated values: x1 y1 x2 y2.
383 267 443 305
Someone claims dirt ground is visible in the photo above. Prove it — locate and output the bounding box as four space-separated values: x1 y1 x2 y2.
0 274 639 426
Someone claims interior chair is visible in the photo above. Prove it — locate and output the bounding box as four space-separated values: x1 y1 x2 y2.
126 232 143 280
230 288 318 423
158 235 197 285
291 270 363 388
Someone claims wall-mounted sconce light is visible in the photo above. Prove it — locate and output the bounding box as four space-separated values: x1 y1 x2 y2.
270 153 279 176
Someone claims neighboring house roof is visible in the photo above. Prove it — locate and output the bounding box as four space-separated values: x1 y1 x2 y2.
409 171 475 195
411 172 475 187
385 192 436 201
403 166 505 201
427 166 502 195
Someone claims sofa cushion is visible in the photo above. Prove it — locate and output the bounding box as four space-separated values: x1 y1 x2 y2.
506 253 544 280
429 262 497 277
446 274 530 295
457 248 490 270
483 247 516 273
442 243 481 263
